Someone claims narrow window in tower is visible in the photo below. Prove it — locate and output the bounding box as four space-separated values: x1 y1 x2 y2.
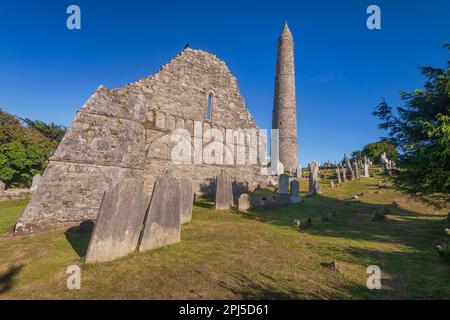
206 93 213 119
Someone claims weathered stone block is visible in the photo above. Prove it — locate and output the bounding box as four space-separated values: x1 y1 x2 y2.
278 174 289 194
238 193 251 212
290 180 301 203
85 178 148 263
179 177 194 224
308 161 321 195
215 170 233 210
139 171 182 252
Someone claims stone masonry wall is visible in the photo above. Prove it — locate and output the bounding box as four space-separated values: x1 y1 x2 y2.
16 48 265 232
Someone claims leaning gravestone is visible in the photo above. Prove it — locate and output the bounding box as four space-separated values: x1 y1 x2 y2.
29 174 42 192
0 181 5 197
179 177 194 224
290 180 301 203
309 161 321 194
238 193 251 212
139 171 182 252
215 170 234 210
85 178 148 263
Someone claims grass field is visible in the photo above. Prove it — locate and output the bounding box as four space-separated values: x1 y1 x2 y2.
0 173 449 299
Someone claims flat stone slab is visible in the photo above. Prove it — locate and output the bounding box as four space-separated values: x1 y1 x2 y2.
85 178 148 263
238 193 251 212
290 180 301 203
139 171 182 252
179 177 194 224
215 170 233 210
278 174 289 194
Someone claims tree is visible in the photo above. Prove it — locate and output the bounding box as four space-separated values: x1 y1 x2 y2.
0 108 65 188
21 119 66 143
372 45 450 194
362 141 397 164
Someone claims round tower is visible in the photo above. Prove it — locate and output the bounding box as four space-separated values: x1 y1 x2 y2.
272 23 299 174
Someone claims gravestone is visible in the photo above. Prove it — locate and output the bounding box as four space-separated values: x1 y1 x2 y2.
363 156 369 178
139 171 182 252
344 154 354 180
381 152 389 171
85 178 148 263
278 174 289 194
342 167 347 182
238 193 251 212
215 170 234 210
179 177 194 224
330 181 335 188
336 167 342 184
290 180 301 203
29 174 42 192
0 181 5 197
277 174 290 204
354 161 360 179
308 161 321 194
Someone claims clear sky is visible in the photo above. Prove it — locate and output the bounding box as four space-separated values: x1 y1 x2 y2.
0 0 449 166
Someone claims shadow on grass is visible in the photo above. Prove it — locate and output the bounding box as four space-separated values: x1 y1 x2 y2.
0 264 23 295
65 227 92 258
235 191 450 298
217 273 304 299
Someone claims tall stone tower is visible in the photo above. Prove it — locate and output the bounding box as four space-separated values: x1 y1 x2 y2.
272 23 298 174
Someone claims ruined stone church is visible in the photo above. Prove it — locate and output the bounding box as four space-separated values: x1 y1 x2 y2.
15 24 299 233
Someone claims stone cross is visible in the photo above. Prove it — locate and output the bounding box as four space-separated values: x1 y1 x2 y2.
344 153 355 180
238 193 251 212
215 170 234 210
29 174 42 192
308 161 321 194
139 171 182 252
290 180 301 203
85 178 149 263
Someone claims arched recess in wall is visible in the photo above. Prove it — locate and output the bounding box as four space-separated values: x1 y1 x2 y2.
205 91 215 120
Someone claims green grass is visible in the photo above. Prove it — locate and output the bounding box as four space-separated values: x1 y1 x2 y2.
0 198 30 234
0 174 449 299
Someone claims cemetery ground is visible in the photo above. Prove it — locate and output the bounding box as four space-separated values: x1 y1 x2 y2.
0 171 449 299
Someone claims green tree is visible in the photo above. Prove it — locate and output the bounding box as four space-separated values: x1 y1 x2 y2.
0 108 64 188
373 45 450 194
362 140 397 164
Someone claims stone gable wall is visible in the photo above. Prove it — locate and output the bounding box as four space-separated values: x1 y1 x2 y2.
16 49 265 232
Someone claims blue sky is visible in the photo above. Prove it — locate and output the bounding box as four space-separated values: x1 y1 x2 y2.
0 0 449 166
